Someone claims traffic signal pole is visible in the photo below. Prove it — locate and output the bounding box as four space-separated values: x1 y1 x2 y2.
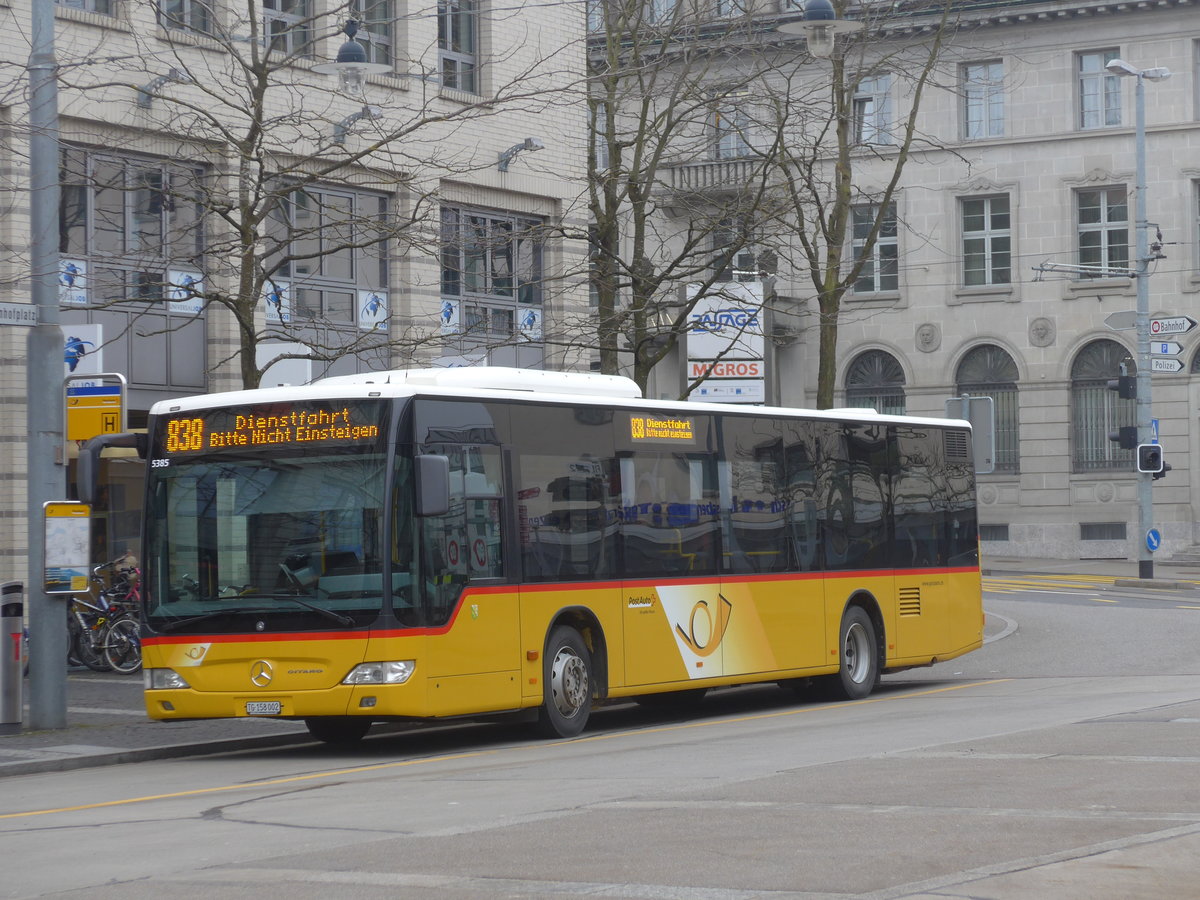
1131 71 1153 580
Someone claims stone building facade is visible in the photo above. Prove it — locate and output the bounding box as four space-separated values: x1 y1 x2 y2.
634 0 1200 562
0 0 590 582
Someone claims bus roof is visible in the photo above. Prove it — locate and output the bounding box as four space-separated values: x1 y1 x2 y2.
149 367 970 430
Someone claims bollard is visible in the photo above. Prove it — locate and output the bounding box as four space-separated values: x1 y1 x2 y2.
1 581 23 734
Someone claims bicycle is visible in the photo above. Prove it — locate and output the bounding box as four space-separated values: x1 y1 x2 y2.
68 592 113 672
67 557 143 675
98 560 142 675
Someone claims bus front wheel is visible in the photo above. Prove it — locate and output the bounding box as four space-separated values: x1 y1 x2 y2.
537 626 592 738
824 606 880 701
305 717 372 745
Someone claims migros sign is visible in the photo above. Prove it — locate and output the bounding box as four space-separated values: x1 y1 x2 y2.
688 360 763 379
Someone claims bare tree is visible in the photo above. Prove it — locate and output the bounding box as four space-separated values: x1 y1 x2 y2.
46 0 583 389
579 0 790 395
769 0 960 408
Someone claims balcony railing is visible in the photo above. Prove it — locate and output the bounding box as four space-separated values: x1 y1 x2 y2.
663 157 762 192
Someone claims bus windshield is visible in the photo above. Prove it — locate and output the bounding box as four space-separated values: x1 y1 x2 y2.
144 399 391 633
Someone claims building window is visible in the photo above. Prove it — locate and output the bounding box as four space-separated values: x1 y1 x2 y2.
1081 522 1126 541
962 61 1003 139
57 0 114 14
354 0 394 67
715 0 748 17
1071 339 1134 472
438 0 478 92
714 95 753 160
646 0 680 23
1195 181 1200 271
1195 40 1200 121
1077 187 1129 276
261 0 312 57
269 187 389 324
59 149 204 293
587 0 604 32
158 0 214 34
1078 49 1121 129
979 524 1009 542
58 149 207 393
712 219 772 282
955 344 1019 473
442 206 544 339
851 202 898 294
962 195 1011 286
853 74 892 145
845 349 905 415
590 100 610 172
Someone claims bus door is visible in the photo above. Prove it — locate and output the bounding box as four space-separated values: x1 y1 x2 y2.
891 426 951 659
417 443 521 712
822 424 895 653
619 450 723 687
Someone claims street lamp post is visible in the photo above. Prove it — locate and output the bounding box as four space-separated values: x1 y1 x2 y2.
1105 58 1170 580
27 0 67 728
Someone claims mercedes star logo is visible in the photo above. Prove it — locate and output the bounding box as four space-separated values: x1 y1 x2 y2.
250 659 274 687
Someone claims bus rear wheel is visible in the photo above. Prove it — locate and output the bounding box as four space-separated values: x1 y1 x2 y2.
305 717 372 745
537 626 592 738
822 606 879 701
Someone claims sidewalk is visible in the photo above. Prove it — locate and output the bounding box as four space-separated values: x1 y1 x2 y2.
0 669 313 777
3 555 1197 779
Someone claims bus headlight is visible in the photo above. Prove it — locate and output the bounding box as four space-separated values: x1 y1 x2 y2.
145 668 191 690
343 661 415 685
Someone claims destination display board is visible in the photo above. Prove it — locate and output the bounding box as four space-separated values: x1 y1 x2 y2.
155 399 388 457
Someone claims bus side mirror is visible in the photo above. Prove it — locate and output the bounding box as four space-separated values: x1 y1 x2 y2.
415 454 450 517
77 432 147 505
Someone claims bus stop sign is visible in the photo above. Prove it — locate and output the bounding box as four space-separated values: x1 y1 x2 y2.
64 373 126 441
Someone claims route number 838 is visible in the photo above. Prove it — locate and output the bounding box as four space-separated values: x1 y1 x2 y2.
165 417 205 453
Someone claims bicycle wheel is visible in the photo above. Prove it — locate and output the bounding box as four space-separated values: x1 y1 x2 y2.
70 611 111 672
102 617 142 675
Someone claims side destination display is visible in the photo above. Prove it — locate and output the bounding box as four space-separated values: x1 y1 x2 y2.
158 399 387 455
629 413 696 443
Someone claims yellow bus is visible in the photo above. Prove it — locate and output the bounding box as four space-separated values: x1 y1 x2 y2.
85 367 983 743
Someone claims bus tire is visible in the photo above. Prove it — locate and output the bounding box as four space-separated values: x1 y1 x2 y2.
824 606 879 701
305 717 372 745
537 626 592 738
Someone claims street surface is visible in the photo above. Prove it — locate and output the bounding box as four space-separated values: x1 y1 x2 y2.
2 575 1199 899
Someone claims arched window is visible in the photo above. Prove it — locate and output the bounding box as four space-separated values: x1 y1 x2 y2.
1189 345 1200 374
845 350 906 415
1071 339 1135 472
955 345 1019 473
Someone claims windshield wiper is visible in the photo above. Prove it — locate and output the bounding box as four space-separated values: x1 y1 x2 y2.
274 594 355 627
231 591 356 628
158 609 244 633
158 594 355 631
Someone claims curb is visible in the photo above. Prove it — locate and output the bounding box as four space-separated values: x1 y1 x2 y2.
0 730 314 778
1112 577 1191 590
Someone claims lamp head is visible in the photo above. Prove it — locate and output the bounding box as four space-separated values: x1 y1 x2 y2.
777 0 862 60
312 20 392 95
1105 58 1140 78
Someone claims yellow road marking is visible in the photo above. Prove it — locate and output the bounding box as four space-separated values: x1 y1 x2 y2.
0 679 1010 820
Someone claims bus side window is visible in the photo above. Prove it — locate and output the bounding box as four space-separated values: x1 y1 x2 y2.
419 445 504 626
